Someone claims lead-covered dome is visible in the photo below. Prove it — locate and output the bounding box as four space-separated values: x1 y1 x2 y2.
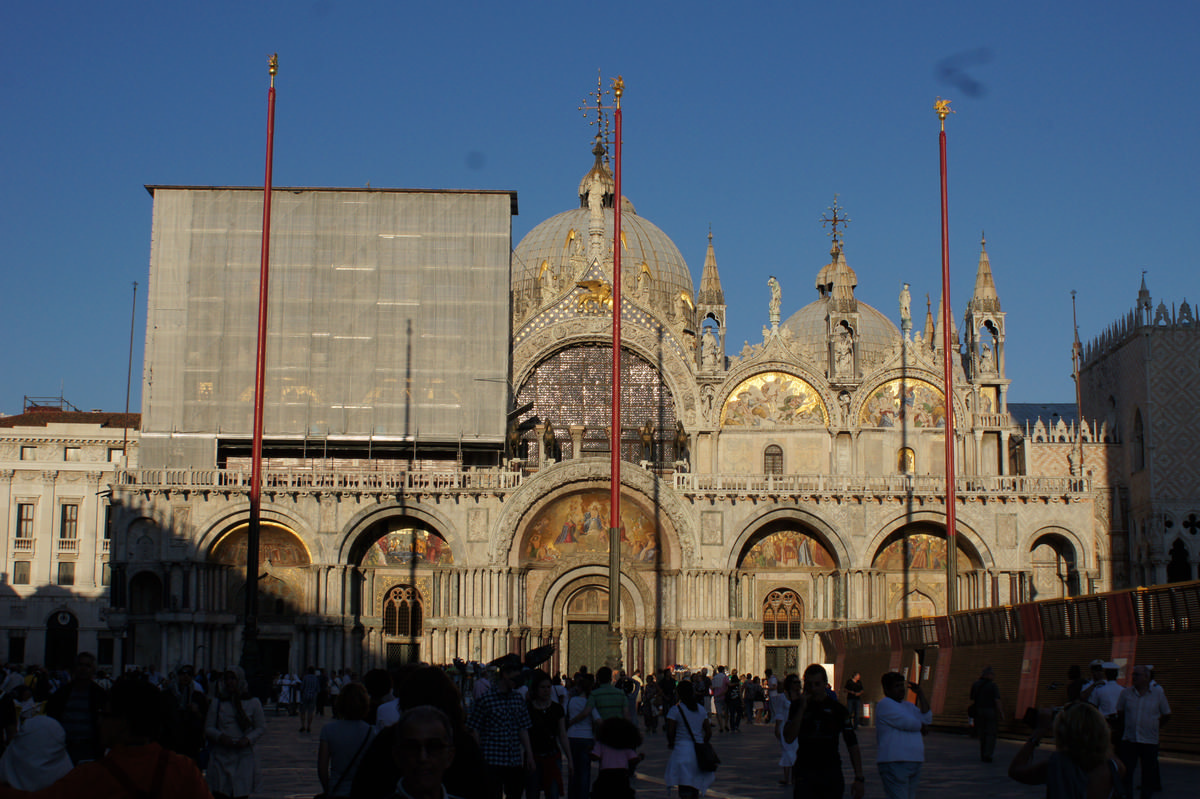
783 299 902 364
512 143 693 319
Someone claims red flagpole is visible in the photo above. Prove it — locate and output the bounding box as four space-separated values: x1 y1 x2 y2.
608 77 624 670
936 98 958 614
243 54 278 674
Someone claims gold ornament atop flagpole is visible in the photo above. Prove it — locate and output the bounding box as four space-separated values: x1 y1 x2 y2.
612 75 624 106
269 53 278 87
934 96 954 130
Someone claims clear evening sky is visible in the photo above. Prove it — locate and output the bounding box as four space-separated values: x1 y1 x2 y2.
2 1 1197 417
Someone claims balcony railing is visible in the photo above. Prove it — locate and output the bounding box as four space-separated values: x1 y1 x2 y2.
117 467 526 494
57 538 79 555
13 538 33 553
102 539 111 554
673 472 1090 497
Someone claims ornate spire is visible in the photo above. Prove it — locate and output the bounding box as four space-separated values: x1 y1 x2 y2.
968 231 1001 313
697 229 724 306
935 292 959 348
828 246 857 313
924 293 936 348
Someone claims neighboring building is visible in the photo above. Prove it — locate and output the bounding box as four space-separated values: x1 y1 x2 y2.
90 140 1194 678
1078 276 1200 587
0 399 138 669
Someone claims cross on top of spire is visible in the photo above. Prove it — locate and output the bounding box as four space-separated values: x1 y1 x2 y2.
821 195 851 244
580 70 614 154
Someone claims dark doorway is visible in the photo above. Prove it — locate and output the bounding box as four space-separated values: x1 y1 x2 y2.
765 645 798 678
45 611 78 671
386 642 420 667
567 622 609 673
259 639 291 676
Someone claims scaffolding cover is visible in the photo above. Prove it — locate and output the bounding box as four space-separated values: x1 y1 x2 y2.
143 187 513 449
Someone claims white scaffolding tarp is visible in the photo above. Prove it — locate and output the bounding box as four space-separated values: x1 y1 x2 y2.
142 187 514 464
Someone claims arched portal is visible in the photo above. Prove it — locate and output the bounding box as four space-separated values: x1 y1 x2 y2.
1030 531 1081 599
210 522 311 618
871 525 982 619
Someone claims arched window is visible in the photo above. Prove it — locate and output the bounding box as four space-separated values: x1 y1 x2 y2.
382 585 423 637
764 445 784 475
762 590 803 640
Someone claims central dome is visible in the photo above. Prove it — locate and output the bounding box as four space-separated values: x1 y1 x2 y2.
513 206 694 302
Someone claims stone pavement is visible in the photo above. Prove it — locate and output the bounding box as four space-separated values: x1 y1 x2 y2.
252 712 1199 798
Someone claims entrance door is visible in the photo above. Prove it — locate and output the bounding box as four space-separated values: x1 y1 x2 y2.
765 645 798 678
567 622 609 674
387 642 420 667
259 639 291 676
45 611 78 671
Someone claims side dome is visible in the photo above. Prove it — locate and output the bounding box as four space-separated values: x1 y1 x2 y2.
782 299 902 364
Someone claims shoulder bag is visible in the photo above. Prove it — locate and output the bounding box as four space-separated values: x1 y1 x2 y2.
678 704 719 773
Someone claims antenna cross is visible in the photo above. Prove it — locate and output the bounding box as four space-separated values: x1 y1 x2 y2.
821 195 851 244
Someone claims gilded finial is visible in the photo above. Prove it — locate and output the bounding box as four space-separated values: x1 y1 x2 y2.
821 194 851 245
269 53 278 88
934 96 954 130
981 230 986 249
612 75 624 107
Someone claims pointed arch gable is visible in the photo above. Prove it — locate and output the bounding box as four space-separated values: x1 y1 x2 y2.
720 371 829 427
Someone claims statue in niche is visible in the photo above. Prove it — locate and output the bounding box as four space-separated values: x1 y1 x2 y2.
701 384 715 420
980 343 996 373
767 276 782 327
636 263 651 299
838 391 852 424
834 328 854 374
542 421 560 461
701 328 720 369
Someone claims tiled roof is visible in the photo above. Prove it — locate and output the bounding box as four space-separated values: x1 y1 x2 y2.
0 410 141 430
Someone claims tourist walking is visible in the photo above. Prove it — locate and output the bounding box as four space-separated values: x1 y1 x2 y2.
318 683 375 799
590 717 643 799
664 681 715 798
774 675 800 785
465 656 533 799
843 672 864 729
300 666 322 733
969 666 1003 763
526 669 571 799
44 651 105 765
782 664 865 799
1117 664 1171 799
205 666 266 799
565 673 600 799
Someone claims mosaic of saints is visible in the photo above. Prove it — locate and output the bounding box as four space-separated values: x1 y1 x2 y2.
860 379 946 428
364 528 454 566
721 373 828 427
743 530 836 569
523 491 659 564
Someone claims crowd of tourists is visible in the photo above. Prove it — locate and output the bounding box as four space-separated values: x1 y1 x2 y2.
0 651 1173 799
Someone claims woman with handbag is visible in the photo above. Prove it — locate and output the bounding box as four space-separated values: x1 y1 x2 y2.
318 683 375 799
205 666 267 799
664 681 716 798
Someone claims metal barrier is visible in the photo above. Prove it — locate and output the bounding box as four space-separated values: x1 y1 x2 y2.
821 581 1200 755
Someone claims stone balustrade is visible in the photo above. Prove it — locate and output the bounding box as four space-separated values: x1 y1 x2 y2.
115 467 525 495
672 472 1090 498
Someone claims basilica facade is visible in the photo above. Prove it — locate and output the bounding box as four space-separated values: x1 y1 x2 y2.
96 140 1151 678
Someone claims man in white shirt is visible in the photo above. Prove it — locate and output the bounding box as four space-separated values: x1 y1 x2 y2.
875 672 932 799
1082 661 1124 741
1117 664 1170 799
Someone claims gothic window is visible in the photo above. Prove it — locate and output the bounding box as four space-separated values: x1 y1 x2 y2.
1133 409 1145 471
516 345 677 463
762 590 803 640
1167 539 1192 583
383 585 423 637
764 445 784 475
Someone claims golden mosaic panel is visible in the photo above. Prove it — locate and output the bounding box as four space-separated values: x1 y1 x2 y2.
521 490 659 566
364 526 454 567
742 529 836 569
859 378 946 428
720 372 828 427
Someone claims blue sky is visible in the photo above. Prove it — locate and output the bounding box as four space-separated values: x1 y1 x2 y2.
3 1 1197 416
